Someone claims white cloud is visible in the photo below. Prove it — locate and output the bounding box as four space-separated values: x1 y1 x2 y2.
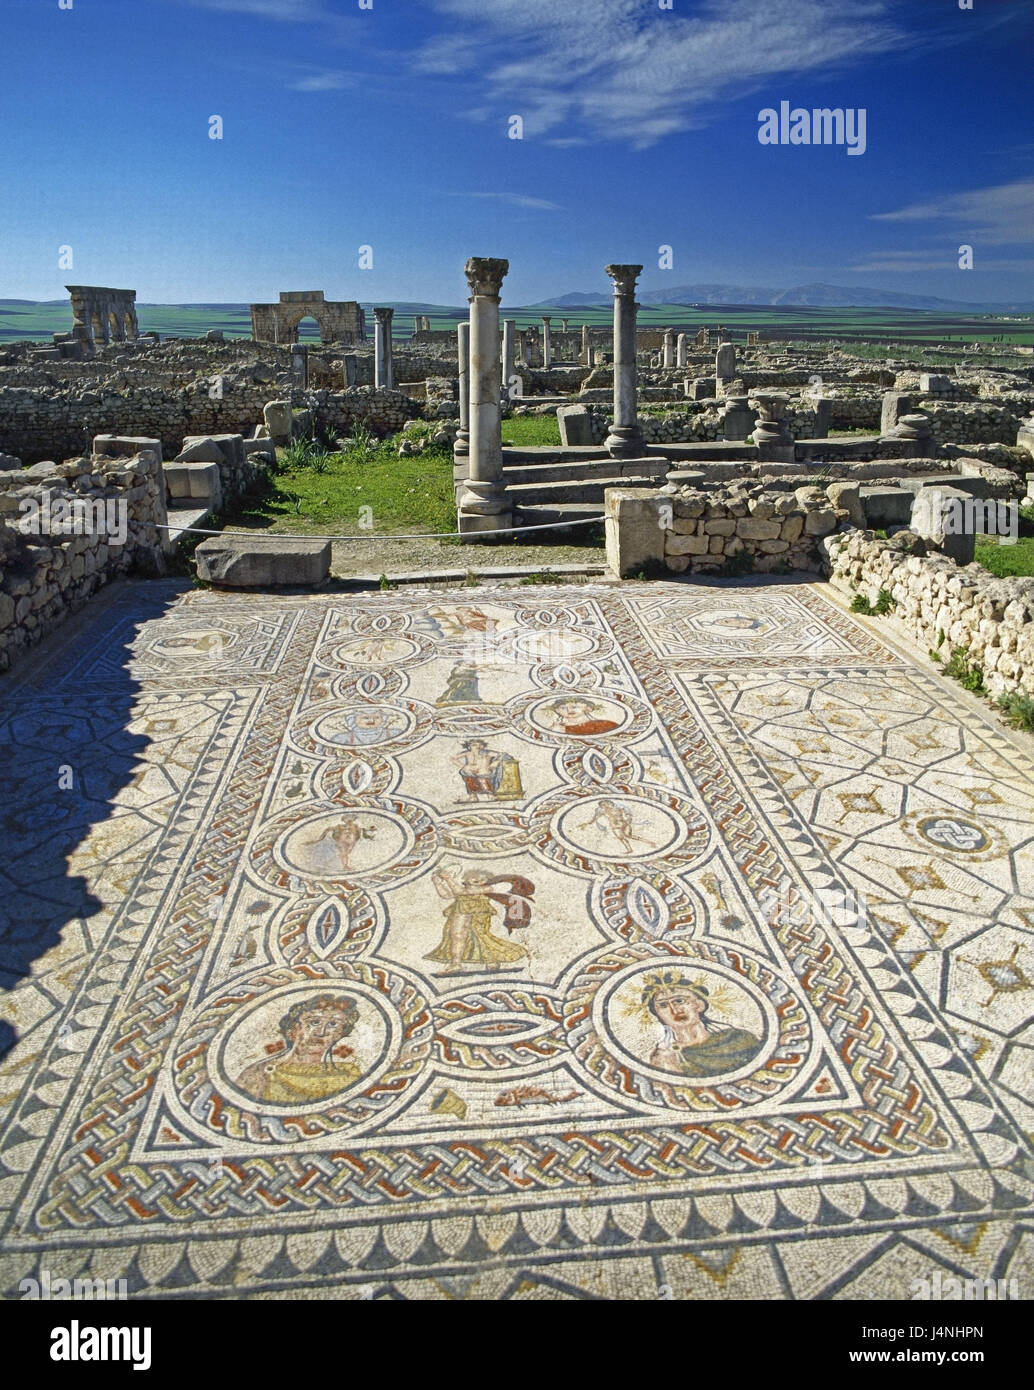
290 72 352 91
418 0 905 146
852 253 1034 274
186 0 327 18
869 180 1034 246
450 192 563 211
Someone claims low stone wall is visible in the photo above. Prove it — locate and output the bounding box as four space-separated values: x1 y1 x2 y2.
927 401 1029 447
606 481 847 577
0 383 422 462
825 530 1034 700
0 444 167 672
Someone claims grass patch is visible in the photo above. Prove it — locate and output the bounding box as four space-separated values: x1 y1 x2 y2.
975 536 1034 578
997 691 1034 734
941 646 985 693
850 588 896 615
223 436 456 536
517 568 561 585
501 414 562 447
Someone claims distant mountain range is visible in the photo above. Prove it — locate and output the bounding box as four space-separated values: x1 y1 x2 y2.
535 283 1034 314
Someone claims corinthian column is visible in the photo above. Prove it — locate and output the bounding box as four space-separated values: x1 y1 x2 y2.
604 264 644 458
457 257 512 537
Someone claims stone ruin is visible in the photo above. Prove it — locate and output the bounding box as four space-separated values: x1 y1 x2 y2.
249 290 366 346
66 284 138 349
2 255 1033 703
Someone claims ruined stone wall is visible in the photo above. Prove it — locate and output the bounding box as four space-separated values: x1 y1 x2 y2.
606 482 848 578
927 401 1030 446
304 387 421 438
825 530 1034 701
0 446 166 672
0 383 422 462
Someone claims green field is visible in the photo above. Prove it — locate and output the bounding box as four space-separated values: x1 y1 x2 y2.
3 298 1030 351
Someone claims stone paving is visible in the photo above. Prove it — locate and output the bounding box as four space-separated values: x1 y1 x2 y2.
1 576 1032 1301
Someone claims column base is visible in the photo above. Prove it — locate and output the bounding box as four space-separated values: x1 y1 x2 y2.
605 425 645 459
457 505 514 541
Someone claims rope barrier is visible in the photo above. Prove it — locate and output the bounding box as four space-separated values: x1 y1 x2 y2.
158 514 606 541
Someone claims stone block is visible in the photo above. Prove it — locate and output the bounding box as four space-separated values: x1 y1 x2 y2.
826 482 866 528
93 435 162 461
263 401 293 447
665 531 709 556
736 517 781 541
687 377 717 400
242 438 275 459
457 508 514 540
704 518 737 536
164 462 222 507
859 487 914 526
910 486 977 566
556 404 594 447
812 399 833 438
804 509 837 536
880 391 912 437
194 536 330 588
176 437 225 464
605 489 670 577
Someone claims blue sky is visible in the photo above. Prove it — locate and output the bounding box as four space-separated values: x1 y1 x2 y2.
1 0 1032 306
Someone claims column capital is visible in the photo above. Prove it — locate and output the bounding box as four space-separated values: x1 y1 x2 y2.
541 316 551 324
373 306 394 323
605 264 642 296
465 257 509 299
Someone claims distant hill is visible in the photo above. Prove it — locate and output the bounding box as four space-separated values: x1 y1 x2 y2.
538 283 1034 314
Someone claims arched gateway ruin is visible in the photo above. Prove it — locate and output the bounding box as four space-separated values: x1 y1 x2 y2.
67 285 138 347
250 290 366 345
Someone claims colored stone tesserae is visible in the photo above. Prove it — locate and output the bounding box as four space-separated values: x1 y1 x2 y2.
1 578 1033 1301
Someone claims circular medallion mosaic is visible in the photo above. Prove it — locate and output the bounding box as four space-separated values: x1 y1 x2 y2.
564 942 811 1111
251 798 437 892
292 702 421 755
150 626 236 660
530 786 710 877
315 631 431 671
512 628 604 663
514 689 652 744
172 963 433 1141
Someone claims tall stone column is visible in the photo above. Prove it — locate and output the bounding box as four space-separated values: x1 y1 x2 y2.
580 324 591 366
541 316 552 368
458 257 512 537
413 315 421 337
661 328 675 369
604 264 644 458
373 307 394 389
561 318 569 333
501 318 517 401
454 321 470 469
676 333 687 368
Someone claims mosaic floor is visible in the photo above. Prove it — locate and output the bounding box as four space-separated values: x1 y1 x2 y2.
1 577 1033 1301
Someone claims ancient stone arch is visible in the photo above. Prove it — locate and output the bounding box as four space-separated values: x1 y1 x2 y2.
250 290 366 345
67 285 138 348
